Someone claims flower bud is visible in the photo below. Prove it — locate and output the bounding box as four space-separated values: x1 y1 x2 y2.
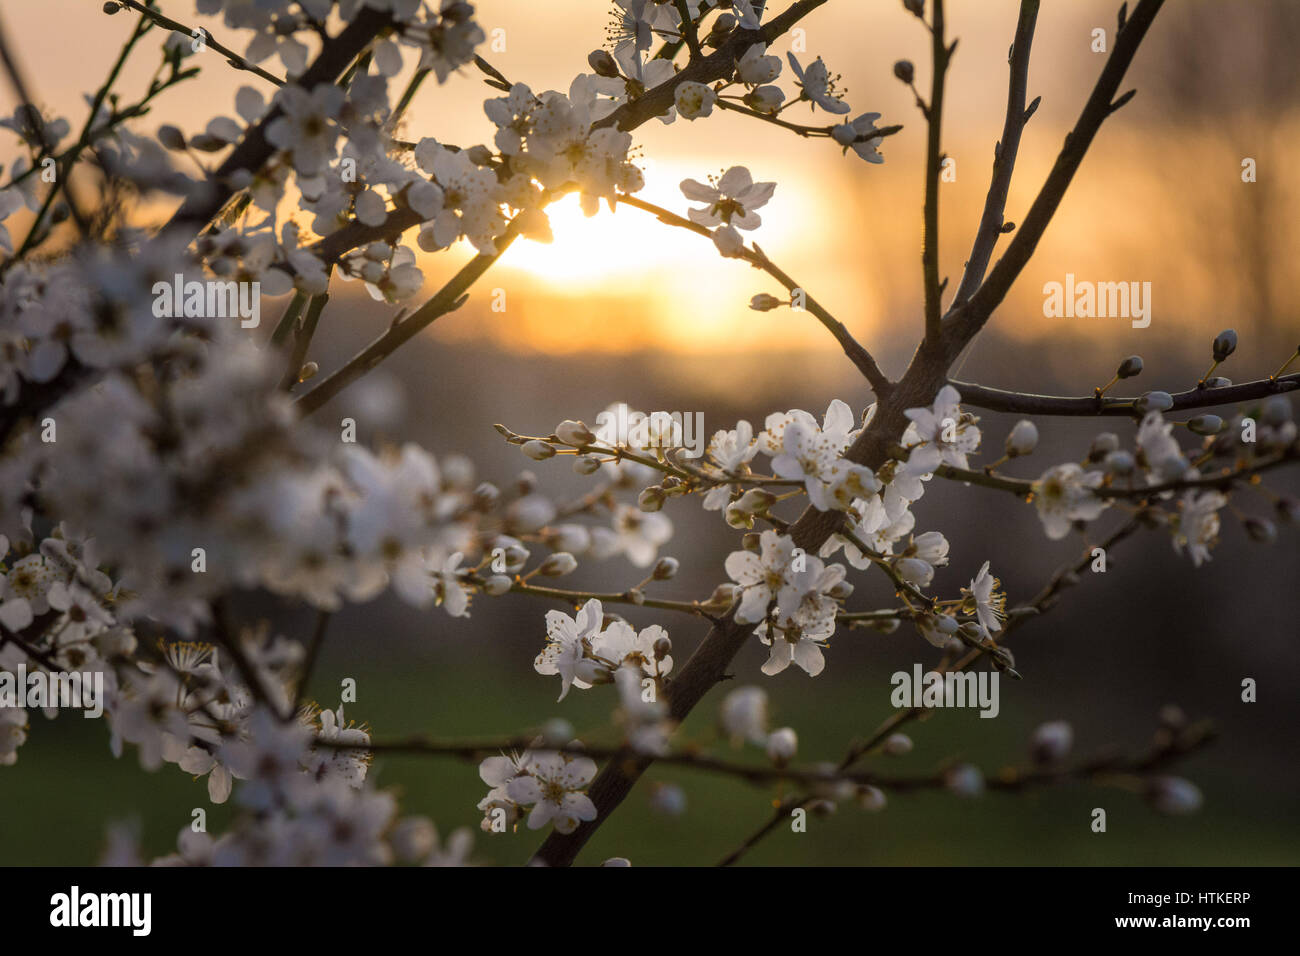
538 552 578 576
648 782 686 816
705 582 740 609
1211 328 1237 362
1262 395 1292 426
521 440 556 461
1088 432 1120 461
466 145 494 166
741 532 762 553
945 764 985 798
600 856 632 866
1145 776 1202 815
1005 419 1038 457
502 544 530 570
1243 516 1277 544
720 686 768 744
573 455 601 475
893 59 915 84
1135 390 1173 414
882 733 912 756
540 717 575 747
652 556 679 580
1104 449 1136 475
652 636 672 661
637 486 666 512
1116 354 1143 379
708 12 736 36
543 524 591 554
555 419 595 446
750 293 784 312
903 0 925 17
857 785 887 812
809 798 838 817
473 481 500 510
482 574 513 596
1030 720 1073 763
587 49 620 78
625 586 645 605
1203 376 1231 388
1186 414 1223 436
737 488 777 513
766 727 798 765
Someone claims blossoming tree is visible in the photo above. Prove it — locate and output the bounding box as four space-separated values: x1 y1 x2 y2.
0 0 1295 867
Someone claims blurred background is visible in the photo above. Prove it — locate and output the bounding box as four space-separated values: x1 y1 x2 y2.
1 0 1297 865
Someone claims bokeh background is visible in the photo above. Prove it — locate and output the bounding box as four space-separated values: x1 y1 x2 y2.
1 0 1297 865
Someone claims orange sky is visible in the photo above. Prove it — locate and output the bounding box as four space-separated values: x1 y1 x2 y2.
2 0 1295 360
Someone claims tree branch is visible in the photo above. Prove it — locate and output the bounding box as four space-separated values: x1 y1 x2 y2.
922 0 952 345
951 0 1039 306
950 372 1300 416
949 0 1165 340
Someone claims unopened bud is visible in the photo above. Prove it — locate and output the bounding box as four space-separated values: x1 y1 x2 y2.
706 582 739 608
652 556 679 580
893 59 915 84
1211 328 1237 363
555 419 595 446
521 439 556 461
1243 516 1277 544
1088 432 1120 461
737 488 776 513
882 733 912 756
1135 390 1173 414
857 785 886 811
766 727 798 764
473 481 500 510
573 455 601 475
1104 449 1136 475
1117 354 1143 379
750 293 783 312
482 574 513 596
1030 720 1073 763
944 764 985 798
1005 419 1038 457
1186 414 1223 436
538 552 577 576
638 486 666 512
1145 776 1202 815
588 49 620 78
540 717 574 747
